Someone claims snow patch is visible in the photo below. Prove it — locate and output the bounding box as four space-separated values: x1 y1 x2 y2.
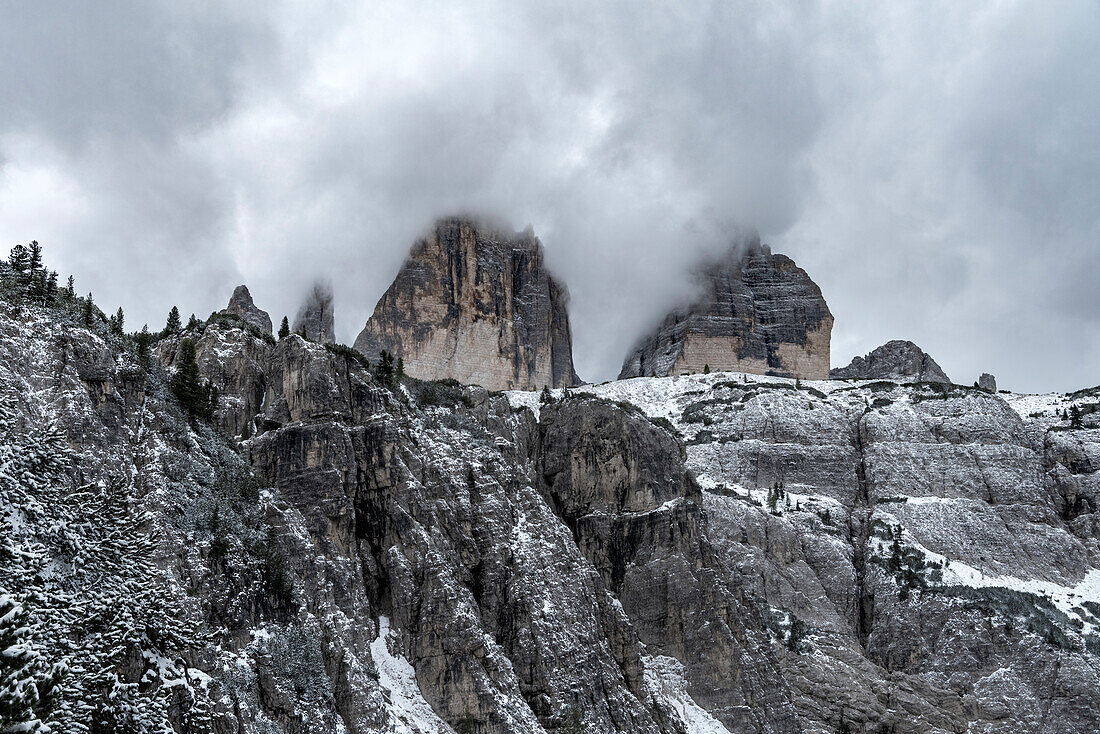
643 654 731 733
371 616 456 734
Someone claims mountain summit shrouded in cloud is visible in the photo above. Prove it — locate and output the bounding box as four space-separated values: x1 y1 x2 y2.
0 2 1097 391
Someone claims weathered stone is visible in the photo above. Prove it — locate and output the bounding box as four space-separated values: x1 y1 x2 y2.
354 217 580 390
619 238 833 380
293 280 335 344
979 373 997 392
831 339 951 383
220 284 273 334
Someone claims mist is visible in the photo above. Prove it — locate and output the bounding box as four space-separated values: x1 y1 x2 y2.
0 1 1097 391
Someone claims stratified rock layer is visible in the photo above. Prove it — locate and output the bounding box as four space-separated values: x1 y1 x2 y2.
831 339 950 383
619 240 833 380
292 280 335 344
354 217 580 391
220 284 272 334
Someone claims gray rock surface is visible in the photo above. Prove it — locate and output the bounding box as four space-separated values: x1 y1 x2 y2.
831 339 951 382
292 280 335 344
619 238 833 380
980 373 997 392
4 283 1099 734
220 284 273 334
354 217 580 390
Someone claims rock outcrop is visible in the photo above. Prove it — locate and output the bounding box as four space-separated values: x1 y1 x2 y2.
220 284 272 334
5 264 1100 734
979 372 997 392
354 217 580 391
831 339 950 383
619 238 833 380
292 280 335 344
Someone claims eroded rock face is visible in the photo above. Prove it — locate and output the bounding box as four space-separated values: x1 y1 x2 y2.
619 239 833 380
220 284 273 334
292 280 335 344
831 339 950 383
354 217 580 390
7 283 1100 734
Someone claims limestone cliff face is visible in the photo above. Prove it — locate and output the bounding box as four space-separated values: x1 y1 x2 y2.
619 240 833 380
7 284 1100 734
292 280 335 344
831 339 950 383
353 217 580 390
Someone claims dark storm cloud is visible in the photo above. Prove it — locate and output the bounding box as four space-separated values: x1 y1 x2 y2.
0 1 1096 391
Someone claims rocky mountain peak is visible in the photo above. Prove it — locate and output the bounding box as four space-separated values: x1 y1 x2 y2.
292 280 335 344
220 284 272 334
830 339 950 382
619 242 833 379
353 216 580 390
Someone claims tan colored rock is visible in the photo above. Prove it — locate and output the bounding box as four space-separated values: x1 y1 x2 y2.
620 238 833 379
354 216 580 390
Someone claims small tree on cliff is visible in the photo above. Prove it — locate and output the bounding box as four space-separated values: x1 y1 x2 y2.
82 293 95 327
278 316 290 340
170 339 204 418
164 306 182 335
26 241 42 280
7 244 29 277
373 349 396 387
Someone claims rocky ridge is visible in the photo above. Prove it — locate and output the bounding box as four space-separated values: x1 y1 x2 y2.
619 239 833 381
2 275 1099 733
354 217 580 391
831 339 950 383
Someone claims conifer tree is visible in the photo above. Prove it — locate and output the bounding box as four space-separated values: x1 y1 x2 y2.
27 241 42 279
165 306 181 335
31 271 47 302
135 325 152 364
395 356 404 381
278 316 289 340
111 307 124 335
45 272 57 302
7 244 28 276
373 349 395 387
540 385 554 405
0 595 64 733
65 275 74 299
703 364 710 374
186 313 199 330
83 293 94 327
170 339 204 418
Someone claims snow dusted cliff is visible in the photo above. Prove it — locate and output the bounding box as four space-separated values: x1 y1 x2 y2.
1 283 1099 733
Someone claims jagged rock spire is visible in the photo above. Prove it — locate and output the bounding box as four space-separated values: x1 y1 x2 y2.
220 284 272 334
353 216 580 390
292 280 335 344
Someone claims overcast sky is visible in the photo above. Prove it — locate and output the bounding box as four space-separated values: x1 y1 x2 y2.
0 1 1096 392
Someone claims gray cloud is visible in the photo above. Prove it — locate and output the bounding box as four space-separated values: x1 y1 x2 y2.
0 1 1096 391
